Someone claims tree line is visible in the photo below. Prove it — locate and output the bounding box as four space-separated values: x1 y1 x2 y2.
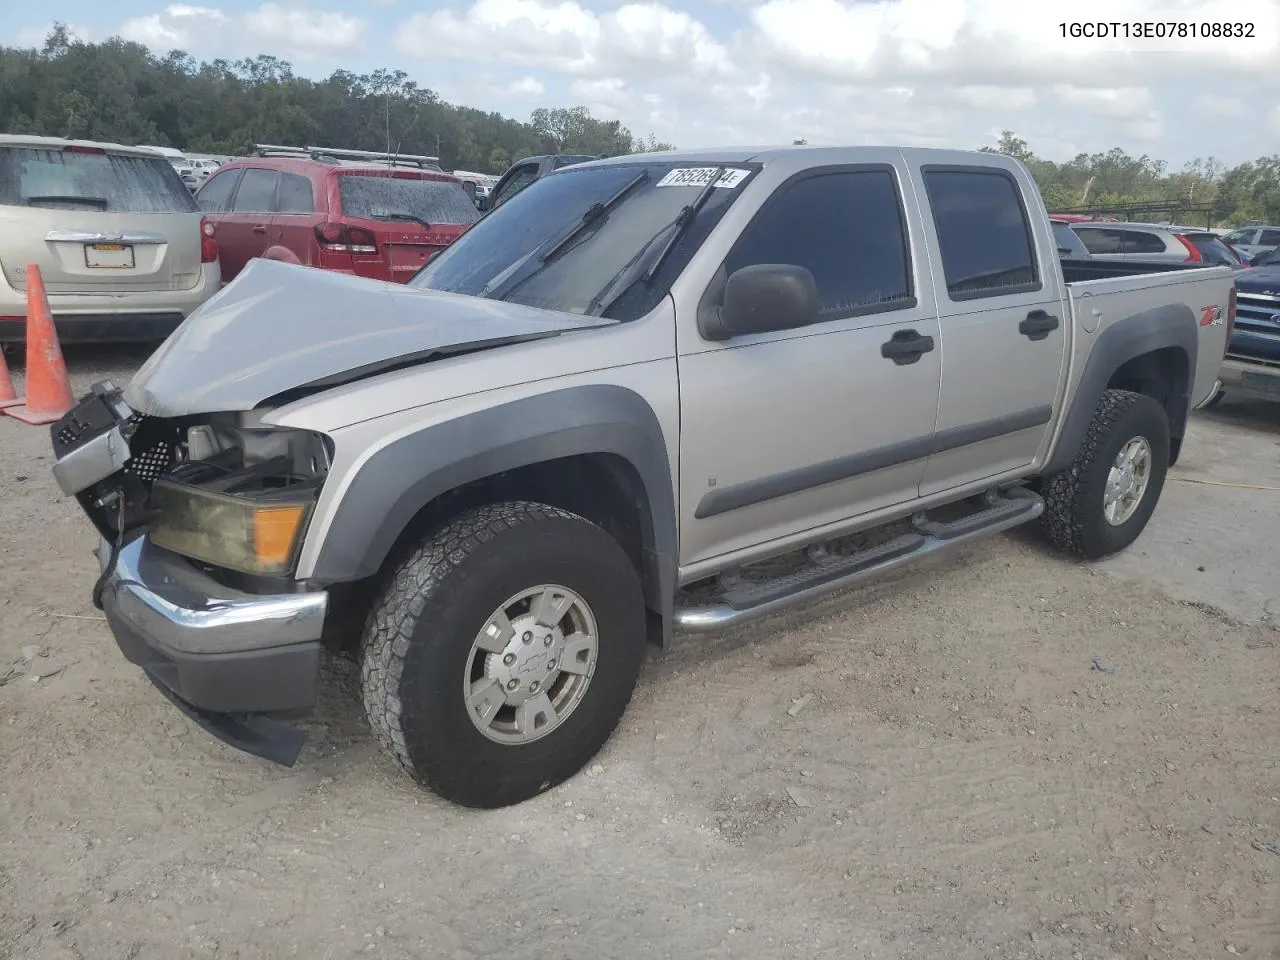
2 29 1277 223
0 26 673 174
982 131 1278 226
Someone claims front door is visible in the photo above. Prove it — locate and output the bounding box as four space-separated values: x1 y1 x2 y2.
909 164 1068 497
677 161 943 568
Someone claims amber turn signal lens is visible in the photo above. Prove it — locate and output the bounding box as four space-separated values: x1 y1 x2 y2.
253 505 308 569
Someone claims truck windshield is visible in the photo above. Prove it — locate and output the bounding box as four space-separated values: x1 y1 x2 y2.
408 161 758 320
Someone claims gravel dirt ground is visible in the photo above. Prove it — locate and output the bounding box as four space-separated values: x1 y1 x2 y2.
1 347 1278 960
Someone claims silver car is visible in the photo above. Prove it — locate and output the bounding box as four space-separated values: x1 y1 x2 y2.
0 135 222 344
1071 221 1248 268
1222 225 1280 261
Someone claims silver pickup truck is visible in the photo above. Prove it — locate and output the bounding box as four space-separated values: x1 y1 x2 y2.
50 146 1234 809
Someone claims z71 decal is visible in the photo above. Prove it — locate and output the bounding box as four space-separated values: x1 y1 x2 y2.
1198 305 1224 326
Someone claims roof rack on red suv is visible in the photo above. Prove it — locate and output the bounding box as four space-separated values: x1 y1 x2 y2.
251 143 444 172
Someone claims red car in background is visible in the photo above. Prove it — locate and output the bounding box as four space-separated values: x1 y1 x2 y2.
194 145 480 284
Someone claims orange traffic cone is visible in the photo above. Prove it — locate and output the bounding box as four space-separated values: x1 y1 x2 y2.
0 347 18 409
4 264 74 425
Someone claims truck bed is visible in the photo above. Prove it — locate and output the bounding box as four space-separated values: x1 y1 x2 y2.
1060 258 1221 284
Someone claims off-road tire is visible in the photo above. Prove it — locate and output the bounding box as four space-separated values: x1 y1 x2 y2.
360 501 646 808
1040 389 1170 560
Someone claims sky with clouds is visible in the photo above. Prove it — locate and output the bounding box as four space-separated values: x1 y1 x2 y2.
10 0 1280 166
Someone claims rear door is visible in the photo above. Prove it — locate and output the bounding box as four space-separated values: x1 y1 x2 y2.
0 142 204 295
270 171 319 265
910 163 1069 497
217 167 278 279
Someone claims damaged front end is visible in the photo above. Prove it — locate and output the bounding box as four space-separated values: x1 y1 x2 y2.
51 380 332 767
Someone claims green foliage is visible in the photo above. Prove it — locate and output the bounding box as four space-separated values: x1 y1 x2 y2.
0 27 675 175
984 129 1280 225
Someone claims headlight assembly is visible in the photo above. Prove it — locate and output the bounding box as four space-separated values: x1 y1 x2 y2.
147 478 316 576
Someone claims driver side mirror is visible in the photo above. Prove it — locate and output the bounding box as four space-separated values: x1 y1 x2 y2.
702 264 820 341
477 193 493 212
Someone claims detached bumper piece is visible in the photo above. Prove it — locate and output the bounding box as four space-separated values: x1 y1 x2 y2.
96 534 329 767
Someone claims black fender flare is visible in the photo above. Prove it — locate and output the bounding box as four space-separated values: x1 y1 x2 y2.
1043 303 1198 475
307 384 677 632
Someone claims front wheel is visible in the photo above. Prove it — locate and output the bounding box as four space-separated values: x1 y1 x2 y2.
1040 389 1171 560
360 502 646 808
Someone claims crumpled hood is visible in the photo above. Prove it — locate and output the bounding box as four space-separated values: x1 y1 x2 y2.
125 258 617 417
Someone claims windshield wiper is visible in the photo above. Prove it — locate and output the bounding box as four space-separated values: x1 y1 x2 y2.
25 195 109 209
482 170 649 302
583 167 725 318
371 212 432 230
539 171 648 264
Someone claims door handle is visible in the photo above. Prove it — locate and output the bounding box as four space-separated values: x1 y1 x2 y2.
1019 310 1059 340
252 224 267 234
880 329 935 365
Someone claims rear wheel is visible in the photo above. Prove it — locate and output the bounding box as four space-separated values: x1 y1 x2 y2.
360 501 646 808
1040 389 1170 560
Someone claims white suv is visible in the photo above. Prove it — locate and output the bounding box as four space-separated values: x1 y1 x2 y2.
0 135 222 345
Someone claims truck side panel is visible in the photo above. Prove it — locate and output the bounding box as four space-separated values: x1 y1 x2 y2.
1040 268 1231 473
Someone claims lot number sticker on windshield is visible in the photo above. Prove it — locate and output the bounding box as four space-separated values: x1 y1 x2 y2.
656 167 750 189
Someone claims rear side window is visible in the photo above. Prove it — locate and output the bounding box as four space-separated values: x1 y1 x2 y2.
726 168 914 319
1075 227 1126 254
338 174 481 226
233 169 278 213
923 168 1039 300
195 168 240 212
0 146 197 213
1259 229 1280 246
277 173 314 214
1123 231 1167 254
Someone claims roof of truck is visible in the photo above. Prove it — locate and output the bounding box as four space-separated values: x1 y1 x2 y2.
586 144 1022 169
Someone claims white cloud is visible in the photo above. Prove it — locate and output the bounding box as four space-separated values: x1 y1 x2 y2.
508 76 546 97
1192 94 1244 119
394 0 732 78
120 5 225 49
119 3 365 59
951 86 1035 111
244 4 366 57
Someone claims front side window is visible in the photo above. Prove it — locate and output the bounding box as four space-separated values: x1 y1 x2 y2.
725 168 914 320
411 161 758 320
195 168 241 212
491 165 539 208
923 168 1039 299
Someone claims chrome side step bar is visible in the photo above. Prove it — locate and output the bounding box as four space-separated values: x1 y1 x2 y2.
673 488 1044 633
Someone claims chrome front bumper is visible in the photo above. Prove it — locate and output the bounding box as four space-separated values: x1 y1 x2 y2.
98 535 328 714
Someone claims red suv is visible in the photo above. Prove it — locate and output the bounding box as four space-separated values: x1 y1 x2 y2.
194 145 480 284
